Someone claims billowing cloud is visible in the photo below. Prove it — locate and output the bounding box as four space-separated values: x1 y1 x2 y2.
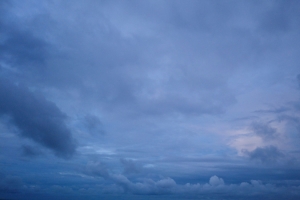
80 165 300 198
251 122 277 140
0 78 76 158
209 175 225 186
83 161 109 179
243 146 284 163
0 174 23 194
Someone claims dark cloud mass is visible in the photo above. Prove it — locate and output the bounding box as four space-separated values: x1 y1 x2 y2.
251 122 277 140
0 174 23 194
244 146 284 163
0 29 48 68
0 2 49 76
0 78 76 158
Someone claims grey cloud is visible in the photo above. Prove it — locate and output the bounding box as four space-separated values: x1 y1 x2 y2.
84 161 109 178
84 114 105 135
277 113 300 139
1 0 237 117
82 161 268 196
251 122 277 140
243 146 284 163
120 158 139 174
0 174 23 194
259 2 290 33
82 167 300 198
258 0 300 33
1 0 298 119
109 174 177 195
3 1 245 119
0 29 48 69
0 4 49 73
0 78 76 158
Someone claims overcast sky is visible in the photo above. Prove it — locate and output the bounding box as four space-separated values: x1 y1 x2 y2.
1 0 300 199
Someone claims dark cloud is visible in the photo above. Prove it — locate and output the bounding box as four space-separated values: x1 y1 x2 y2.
251 122 277 140
259 1 290 33
82 161 176 194
277 112 300 139
0 78 76 158
84 114 105 135
1 0 239 117
0 3 49 75
259 0 300 33
120 158 139 174
243 146 284 163
0 30 48 69
84 161 109 178
21 145 42 157
0 175 23 194
80 166 300 198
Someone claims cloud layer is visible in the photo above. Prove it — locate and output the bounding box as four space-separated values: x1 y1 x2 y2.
1 0 300 199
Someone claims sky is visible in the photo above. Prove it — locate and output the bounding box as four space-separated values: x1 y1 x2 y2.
1 0 300 199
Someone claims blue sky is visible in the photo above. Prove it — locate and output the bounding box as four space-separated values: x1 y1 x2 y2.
1 0 300 199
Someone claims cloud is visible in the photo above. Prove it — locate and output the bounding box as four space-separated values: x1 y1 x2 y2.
0 0 239 118
109 174 177 195
84 161 109 179
21 145 42 157
0 28 48 69
251 121 277 140
209 175 225 186
0 4 77 158
81 166 300 198
120 158 139 174
0 174 23 194
243 145 284 163
0 78 76 158
83 161 176 194
258 1 290 33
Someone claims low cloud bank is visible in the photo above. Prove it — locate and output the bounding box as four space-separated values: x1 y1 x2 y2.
82 162 300 197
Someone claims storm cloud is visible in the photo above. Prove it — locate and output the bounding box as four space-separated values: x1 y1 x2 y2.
0 78 76 158
251 122 277 140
